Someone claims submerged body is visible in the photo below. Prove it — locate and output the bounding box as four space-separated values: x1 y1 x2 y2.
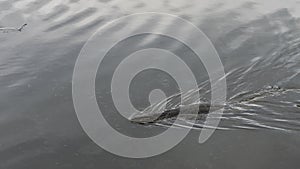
130 103 223 124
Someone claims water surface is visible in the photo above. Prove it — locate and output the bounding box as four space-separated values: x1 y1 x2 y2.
1 0 300 168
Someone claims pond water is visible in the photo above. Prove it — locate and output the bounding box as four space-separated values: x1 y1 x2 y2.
1 0 300 168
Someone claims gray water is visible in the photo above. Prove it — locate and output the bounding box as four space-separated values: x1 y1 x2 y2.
1 0 300 168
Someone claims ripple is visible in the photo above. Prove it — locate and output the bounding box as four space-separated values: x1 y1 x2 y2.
45 7 97 32
42 5 70 21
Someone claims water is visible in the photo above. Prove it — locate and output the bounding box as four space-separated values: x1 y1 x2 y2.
1 0 300 168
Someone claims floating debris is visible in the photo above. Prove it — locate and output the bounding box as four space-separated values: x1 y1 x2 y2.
0 24 27 33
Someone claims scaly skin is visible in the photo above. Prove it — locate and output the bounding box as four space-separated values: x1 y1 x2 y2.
130 103 224 124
